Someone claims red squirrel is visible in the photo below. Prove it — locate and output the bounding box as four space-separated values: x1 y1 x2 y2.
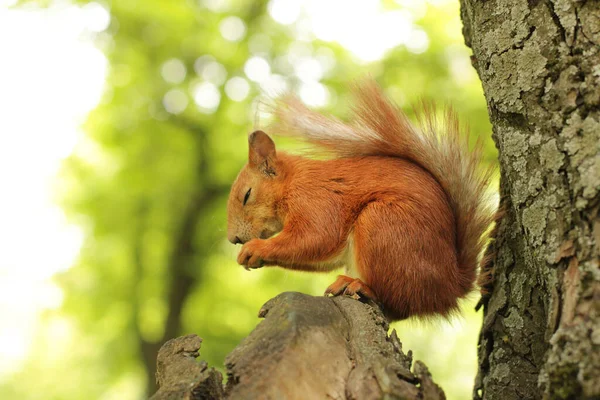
227 80 496 320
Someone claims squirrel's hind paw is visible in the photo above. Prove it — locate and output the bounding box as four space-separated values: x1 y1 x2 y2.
324 275 376 301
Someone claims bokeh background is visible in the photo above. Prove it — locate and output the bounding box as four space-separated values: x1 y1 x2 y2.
0 0 497 398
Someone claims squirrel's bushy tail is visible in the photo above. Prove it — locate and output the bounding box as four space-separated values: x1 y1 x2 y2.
270 80 496 296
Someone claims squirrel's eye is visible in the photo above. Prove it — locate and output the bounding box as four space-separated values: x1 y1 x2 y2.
243 188 252 205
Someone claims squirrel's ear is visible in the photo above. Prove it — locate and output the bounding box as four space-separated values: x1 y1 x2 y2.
248 130 277 176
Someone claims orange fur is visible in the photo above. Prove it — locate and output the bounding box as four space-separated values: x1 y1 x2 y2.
227 80 496 320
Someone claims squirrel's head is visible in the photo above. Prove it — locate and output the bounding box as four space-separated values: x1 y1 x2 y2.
227 130 284 245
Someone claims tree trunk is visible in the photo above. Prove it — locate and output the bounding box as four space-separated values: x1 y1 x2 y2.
459 1 600 399
149 292 446 400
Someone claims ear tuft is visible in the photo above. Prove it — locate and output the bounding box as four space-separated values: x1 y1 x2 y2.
248 130 277 176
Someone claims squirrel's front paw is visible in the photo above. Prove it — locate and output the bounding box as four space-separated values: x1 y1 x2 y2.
237 239 266 270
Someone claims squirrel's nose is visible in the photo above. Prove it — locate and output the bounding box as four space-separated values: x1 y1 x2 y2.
229 235 242 245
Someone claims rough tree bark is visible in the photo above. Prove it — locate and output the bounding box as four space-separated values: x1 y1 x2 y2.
460 1 600 399
149 292 446 400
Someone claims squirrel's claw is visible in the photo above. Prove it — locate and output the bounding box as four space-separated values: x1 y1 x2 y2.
343 279 376 301
237 239 265 270
324 275 353 296
325 275 376 302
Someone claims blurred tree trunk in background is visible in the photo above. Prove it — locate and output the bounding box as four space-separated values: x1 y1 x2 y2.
134 121 228 395
460 1 600 399
135 188 211 396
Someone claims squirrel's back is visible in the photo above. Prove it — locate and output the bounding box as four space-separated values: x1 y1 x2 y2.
271 80 496 297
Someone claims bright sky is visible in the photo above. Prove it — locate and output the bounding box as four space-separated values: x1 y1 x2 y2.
0 0 108 376
0 0 457 383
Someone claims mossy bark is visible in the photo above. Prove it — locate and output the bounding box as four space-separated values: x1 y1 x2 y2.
460 1 600 399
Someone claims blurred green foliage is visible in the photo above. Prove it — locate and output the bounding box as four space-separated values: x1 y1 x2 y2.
1 0 496 399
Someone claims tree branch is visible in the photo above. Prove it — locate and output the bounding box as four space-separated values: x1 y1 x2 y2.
150 292 446 400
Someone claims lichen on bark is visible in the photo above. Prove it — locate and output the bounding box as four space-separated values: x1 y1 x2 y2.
460 0 600 399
